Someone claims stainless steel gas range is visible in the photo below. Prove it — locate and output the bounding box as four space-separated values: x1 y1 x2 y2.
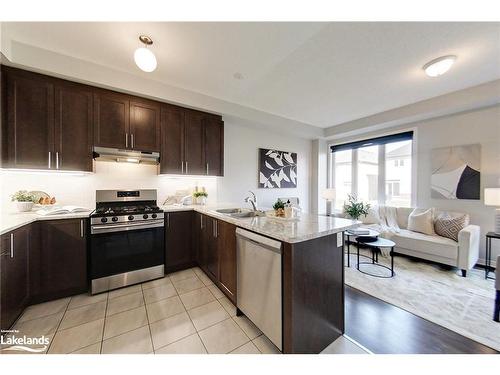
89 189 165 294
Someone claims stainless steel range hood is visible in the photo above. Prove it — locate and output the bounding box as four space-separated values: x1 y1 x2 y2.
93 147 160 165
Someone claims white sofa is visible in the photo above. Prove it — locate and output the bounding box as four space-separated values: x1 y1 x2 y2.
359 207 480 277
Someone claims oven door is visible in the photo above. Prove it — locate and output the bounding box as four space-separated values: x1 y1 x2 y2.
90 221 165 280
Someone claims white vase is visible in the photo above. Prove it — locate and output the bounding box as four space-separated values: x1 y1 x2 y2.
196 196 207 205
16 201 34 212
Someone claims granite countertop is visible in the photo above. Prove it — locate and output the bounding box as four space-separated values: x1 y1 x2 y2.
0 210 92 235
161 204 358 243
1 204 358 243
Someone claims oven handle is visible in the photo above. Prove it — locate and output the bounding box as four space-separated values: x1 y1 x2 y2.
91 219 164 234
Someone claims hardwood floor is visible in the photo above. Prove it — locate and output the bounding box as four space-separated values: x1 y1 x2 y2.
345 286 498 354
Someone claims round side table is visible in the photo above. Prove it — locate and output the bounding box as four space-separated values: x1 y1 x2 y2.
345 228 380 267
355 237 396 278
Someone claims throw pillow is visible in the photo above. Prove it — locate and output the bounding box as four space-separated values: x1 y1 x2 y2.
407 208 435 235
434 212 469 242
361 206 381 225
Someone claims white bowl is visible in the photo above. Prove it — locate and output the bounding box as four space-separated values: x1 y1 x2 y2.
16 201 34 212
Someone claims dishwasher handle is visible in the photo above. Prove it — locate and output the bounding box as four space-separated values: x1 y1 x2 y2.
235 228 282 254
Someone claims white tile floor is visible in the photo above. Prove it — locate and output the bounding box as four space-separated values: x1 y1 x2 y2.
2 266 367 354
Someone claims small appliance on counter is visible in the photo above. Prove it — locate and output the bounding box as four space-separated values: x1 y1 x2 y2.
89 189 165 294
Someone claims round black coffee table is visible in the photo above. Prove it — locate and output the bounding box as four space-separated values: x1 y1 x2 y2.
345 228 380 267
355 237 395 278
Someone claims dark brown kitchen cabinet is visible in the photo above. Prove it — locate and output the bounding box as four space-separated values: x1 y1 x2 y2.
2 67 54 169
30 219 88 302
204 116 224 176
160 105 184 174
54 82 93 171
93 91 129 149
184 110 206 175
217 220 237 303
130 99 160 152
164 211 194 273
0 225 30 332
206 217 219 280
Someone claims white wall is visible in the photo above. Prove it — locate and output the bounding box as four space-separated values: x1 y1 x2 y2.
0 161 218 213
330 105 500 264
218 117 312 212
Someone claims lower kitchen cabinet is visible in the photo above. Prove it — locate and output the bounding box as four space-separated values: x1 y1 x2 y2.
31 219 88 303
0 225 30 332
206 216 219 280
217 220 237 303
164 211 195 273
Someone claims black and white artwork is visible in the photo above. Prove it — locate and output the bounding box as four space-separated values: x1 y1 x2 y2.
258 148 297 188
431 144 481 200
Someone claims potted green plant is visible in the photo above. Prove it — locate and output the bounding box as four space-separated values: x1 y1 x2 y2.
273 199 285 217
343 194 370 220
11 190 36 212
193 191 208 205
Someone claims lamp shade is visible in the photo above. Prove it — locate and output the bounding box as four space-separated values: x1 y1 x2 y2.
321 188 336 201
484 188 500 206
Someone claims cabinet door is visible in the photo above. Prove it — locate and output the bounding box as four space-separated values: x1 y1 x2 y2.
54 83 93 171
207 218 219 280
204 117 224 176
217 220 236 303
37 219 87 300
93 91 129 149
130 100 160 152
0 226 30 331
183 111 205 175
160 105 184 174
165 211 194 272
4 67 54 169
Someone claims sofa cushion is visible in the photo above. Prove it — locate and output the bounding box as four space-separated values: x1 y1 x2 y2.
396 207 413 229
361 206 382 225
407 208 436 235
434 212 469 241
392 229 458 259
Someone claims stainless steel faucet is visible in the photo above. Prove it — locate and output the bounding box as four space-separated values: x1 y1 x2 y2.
244 191 258 211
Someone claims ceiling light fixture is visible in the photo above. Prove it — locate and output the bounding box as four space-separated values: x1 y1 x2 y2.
134 35 157 73
423 55 456 77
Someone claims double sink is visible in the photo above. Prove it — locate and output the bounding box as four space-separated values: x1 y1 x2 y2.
215 208 264 218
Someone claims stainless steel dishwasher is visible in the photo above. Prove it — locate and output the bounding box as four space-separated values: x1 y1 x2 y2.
236 228 282 351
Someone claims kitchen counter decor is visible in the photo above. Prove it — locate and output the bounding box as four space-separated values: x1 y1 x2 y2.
10 190 36 212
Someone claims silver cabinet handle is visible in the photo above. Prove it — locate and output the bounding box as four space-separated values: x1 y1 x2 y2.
185 161 188 174
181 161 184 174
48 151 51 169
56 152 60 169
10 233 14 258
206 163 209 175
200 215 203 229
167 213 170 228
131 134 134 149
125 133 128 148
80 220 84 238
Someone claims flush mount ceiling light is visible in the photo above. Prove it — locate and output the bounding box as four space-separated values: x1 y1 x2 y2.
134 35 157 73
423 55 457 77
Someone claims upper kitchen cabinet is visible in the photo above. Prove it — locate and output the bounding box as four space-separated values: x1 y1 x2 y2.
2 67 54 169
130 99 161 152
204 116 224 176
184 110 206 175
160 105 224 176
1 66 93 172
54 81 93 171
93 90 130 149
160 104 184 174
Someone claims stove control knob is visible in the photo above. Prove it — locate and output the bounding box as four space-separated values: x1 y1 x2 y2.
128 215 134 221
100 217 108 223
152 213 157 219
112 217 118 222
143 214 149 220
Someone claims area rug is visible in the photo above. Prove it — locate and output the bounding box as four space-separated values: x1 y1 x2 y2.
344 250 499 351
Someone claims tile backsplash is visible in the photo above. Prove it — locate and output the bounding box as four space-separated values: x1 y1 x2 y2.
0 161 218 212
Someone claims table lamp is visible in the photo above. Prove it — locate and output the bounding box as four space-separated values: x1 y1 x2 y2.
484 188 500 234
322 188 336 216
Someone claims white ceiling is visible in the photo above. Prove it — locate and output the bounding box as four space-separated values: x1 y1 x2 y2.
2 22 500 128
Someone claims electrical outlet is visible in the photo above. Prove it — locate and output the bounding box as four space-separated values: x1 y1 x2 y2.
337 232 343 248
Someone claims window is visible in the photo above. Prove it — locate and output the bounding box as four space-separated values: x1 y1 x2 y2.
330 132 413 208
